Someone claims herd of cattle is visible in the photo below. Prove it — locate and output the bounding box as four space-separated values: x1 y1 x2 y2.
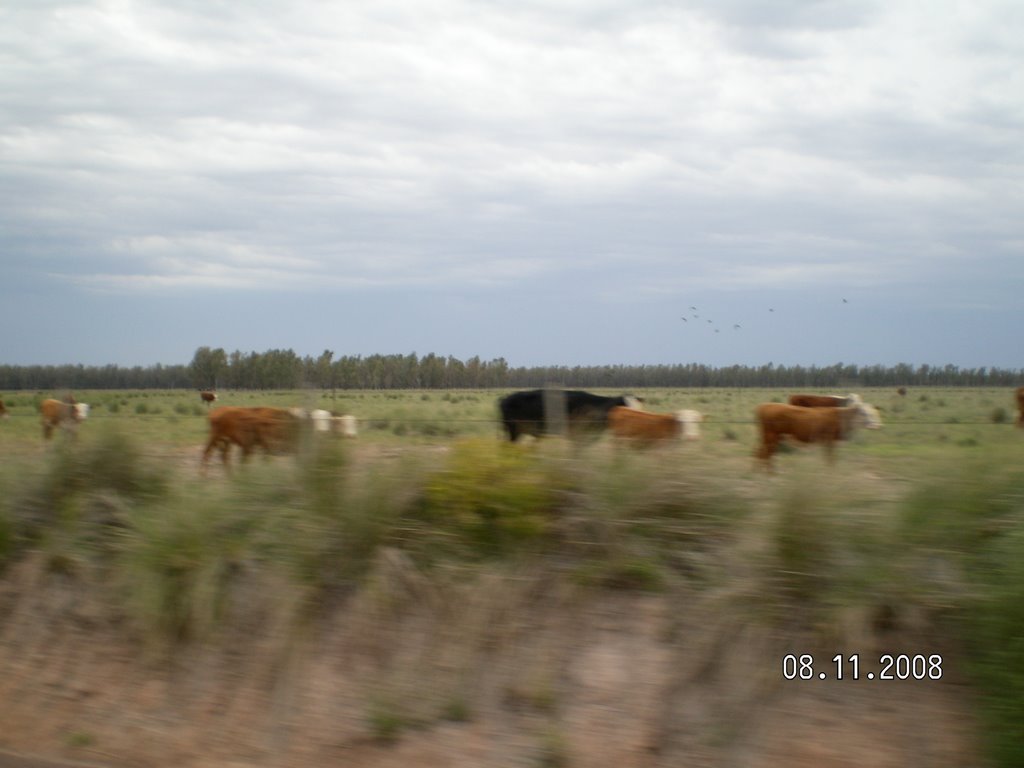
2 386 1023 472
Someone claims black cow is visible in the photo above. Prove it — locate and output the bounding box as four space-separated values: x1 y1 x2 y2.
498 389 642 442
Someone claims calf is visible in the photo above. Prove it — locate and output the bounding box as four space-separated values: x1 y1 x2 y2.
201 406 302 471
499 389 642 442
40 398 89 440
607 406 700 447
755 400 882 470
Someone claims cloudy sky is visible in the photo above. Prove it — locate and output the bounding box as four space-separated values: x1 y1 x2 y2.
2 0 1022 369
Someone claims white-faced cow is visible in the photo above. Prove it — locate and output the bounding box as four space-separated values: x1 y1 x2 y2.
499 389 642 442
40 398 89 440
755 399 882 470
200 390 218 406
607 406 704 447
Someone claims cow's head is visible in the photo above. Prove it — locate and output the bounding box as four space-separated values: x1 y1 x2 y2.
73 403 90 421
854 401 882 430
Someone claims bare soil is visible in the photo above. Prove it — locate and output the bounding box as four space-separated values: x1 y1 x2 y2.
0 550 985 768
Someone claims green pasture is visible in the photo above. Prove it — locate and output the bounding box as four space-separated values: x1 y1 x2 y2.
1 385 1023 764
0 386 1018 473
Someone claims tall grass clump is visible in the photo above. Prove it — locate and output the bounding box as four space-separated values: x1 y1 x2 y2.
565 450 747 590
117 487 251 646
236 436 421 611
899 458 1024 767
9 427 169 565
759 470 910 636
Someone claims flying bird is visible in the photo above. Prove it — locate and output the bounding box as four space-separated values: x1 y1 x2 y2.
733 324 741 330
842 298 848 303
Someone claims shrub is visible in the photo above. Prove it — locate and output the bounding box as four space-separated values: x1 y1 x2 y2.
420 439 562 556
900 464 1024 767
991 407 1009 424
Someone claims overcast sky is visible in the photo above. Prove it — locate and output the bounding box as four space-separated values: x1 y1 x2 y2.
2 0 1022 370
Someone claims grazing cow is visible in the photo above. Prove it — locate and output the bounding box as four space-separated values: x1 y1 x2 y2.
201 406 302 470
897 387 908 397
787 394 850 408
40 398 89 440
608 407 704 447
0 400 8 420
1016 386 1024 428
755 400 882 470
498 389 642 442
200 390 218 406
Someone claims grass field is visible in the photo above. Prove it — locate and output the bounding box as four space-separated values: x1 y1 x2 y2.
1 386 1023 765
1 384 1017 452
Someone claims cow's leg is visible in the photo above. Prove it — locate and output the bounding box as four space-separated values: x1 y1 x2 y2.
201 435 220 469
755 434 777 471
238 438 256 464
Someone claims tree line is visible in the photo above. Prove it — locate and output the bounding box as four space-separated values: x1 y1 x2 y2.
1 347 1022 392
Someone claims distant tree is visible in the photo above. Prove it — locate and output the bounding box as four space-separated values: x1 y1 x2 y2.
189 346 227 389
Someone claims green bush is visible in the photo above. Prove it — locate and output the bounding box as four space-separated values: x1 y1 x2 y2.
899 463 1024 767
963 525 1024 766
421 439 562 556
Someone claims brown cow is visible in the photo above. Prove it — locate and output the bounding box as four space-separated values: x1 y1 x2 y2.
608 407 703 447
200 390 218 406
1016 386 1024 428
755 400 882 470
201 406 302 471
40 398 89 440
788 394 849 408
0 399 8 420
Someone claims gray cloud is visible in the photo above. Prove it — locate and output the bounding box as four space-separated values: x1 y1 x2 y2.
1 0 1021 366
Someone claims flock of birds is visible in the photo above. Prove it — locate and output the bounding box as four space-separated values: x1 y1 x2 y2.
680 299 848 334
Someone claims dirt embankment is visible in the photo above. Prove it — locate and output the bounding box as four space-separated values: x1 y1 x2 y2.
0 552 984 768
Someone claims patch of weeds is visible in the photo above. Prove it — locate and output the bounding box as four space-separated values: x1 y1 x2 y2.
367 698 407 744
64 731 95 748
536 726 570 767
441 696 472 723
